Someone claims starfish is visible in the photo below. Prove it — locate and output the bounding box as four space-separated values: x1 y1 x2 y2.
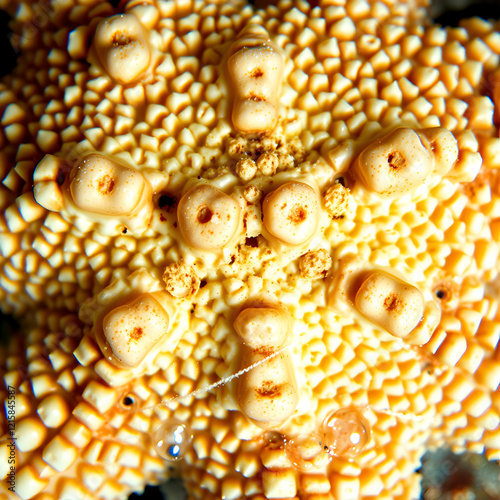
0 0 500 499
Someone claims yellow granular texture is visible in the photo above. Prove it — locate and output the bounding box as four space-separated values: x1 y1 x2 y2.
0 1 500 499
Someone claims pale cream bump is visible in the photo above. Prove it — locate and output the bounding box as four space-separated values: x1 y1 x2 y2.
37 394 69 428
72 402 106 431
102 292 171 368
234 306 289 349
42 435 78 472
94 14 151 84
16 417 48 452
14 466 48 500
330 474 360 500
237 351 299 428
354 128 433 195
177 184 241 251
262 182 320 246
262 468 297 498
82 381 121 414
70 154 146 216
354 271 425 338
227 25 284 134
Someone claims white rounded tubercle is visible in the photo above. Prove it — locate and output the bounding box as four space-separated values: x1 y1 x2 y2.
100 291 174 369
233 301 297 428
328 257 441 343
262 181 321 246
233 305 291 350
237 350 299 429
33 153 157 235
69 153 145 216
93 13 151 84
177 183 242 251
418 127 459 175
354 128 433 196
227 24 284 134
352 126 459 197
354 271 425 339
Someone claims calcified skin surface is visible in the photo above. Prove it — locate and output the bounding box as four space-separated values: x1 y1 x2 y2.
1 0 500 499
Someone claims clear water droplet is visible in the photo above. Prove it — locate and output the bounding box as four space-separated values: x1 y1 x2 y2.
322 407 370 458
154 420 192 462
285 432 331 471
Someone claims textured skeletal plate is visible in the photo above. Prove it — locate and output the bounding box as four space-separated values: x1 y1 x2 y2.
1 0 500 499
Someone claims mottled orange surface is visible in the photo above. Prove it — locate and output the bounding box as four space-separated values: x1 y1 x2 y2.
0 1 500 499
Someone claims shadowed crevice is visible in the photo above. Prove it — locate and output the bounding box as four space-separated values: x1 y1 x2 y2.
0 310 19 347
129 480 187 500
432 0 500 25
0 10 18 78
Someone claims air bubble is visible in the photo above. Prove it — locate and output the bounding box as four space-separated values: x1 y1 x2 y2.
285 432 331 471
262 431 286 449
322 407 370 459
154 420 192 462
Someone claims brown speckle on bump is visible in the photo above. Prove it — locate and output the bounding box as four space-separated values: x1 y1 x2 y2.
387 151 406 170
288 205 307 224
383 293 401 312
96 175 115 195
129 326 144 342
197 206 213 224
256 381 282 398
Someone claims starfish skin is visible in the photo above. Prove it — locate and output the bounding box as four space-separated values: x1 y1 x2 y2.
0 0 500 499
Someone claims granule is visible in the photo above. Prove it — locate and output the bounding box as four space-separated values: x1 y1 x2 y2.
299 249 333 280
323 183 352 219
236 157 257 182
256 152 279 176
163 262 200 298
